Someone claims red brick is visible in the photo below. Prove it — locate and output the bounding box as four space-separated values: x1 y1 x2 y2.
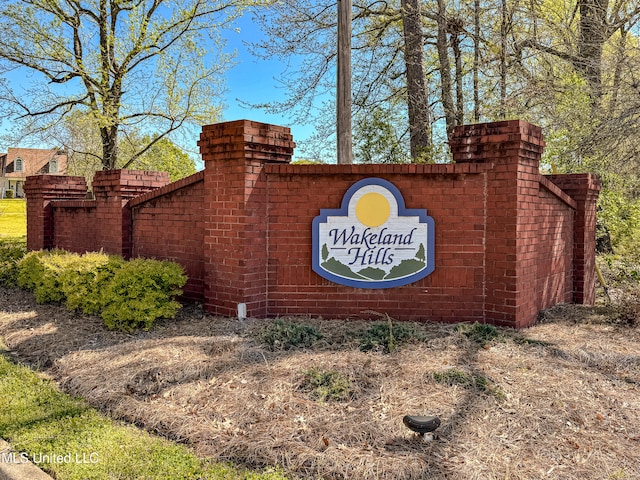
25 120 599 328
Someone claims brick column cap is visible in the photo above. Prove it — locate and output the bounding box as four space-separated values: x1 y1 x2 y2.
92 169 170 199
23 174 88 199
450 120 545 164
198 120 295 164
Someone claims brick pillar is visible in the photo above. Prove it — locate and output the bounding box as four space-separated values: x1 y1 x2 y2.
92 170 170 257
23 175 88 251
546 174 601 304
450 120 546 328
199 120 295 318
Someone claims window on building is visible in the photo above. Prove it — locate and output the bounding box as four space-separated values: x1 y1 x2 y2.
14 158 23 172
50 159 58 174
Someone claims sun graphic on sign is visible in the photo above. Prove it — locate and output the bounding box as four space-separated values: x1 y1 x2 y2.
312 177 435 289
355 192 391 227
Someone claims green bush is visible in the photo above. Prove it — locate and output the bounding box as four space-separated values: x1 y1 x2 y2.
16 250 186 332
18 250 81 304
261 319 323 351
61 253 125 314
99 258 186 332
0 239 26 286
16 250 49 292
34 251 79 304
4 189 13 199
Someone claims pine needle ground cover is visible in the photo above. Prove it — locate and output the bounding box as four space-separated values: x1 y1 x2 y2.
0 338 286 479
1 285 639 480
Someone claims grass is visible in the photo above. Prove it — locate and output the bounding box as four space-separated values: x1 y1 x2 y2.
300 368 353 402
0 199 26 240
260 319 323 351
432 367 505 398
0 353 287 480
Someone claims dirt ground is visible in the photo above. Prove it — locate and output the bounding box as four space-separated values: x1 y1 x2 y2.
1 285 639 480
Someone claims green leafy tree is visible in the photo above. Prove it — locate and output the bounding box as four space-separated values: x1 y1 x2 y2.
133 136 196 181
0 0 247 170
55 110 196 183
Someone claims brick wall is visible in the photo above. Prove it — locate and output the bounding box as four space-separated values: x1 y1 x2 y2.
129 172 205 301
23 119 601 328
23 175 88 252
263 164 491 322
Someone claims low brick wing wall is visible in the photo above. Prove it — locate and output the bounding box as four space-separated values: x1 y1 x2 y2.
24 119 600 328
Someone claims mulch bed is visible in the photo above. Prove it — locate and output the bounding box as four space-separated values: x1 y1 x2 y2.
1 285 639 479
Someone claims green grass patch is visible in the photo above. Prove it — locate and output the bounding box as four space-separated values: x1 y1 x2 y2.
261 319 323 351
456 322 503 345
300 368 353 402
0 354 287 479
359 319 423 353
0 199 26 240
432 368 504 398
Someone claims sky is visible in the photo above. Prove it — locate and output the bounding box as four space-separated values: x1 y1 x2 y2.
221 14 317 147
0 10 322 160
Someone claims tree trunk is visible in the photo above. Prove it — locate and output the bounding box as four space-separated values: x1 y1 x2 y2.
499 0 508 119
436 0 456 136
449 17 465 126
577 0 608 104
608 26 627 114
401 0 432 160
101 125 118 170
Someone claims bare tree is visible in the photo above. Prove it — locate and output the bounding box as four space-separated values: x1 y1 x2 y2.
0 0 242 170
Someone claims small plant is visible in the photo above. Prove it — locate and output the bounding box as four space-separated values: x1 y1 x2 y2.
0 238 26 286
433 368 503 398
359 317 422 353
300 368 352 402
261 319 323 351
456 322 502 345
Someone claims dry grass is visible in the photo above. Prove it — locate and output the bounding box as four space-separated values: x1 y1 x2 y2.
1 286 639 479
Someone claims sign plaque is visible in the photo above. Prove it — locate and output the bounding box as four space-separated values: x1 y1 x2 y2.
312 178 435 288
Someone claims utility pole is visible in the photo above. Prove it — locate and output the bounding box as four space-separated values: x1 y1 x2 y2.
337 0 353 164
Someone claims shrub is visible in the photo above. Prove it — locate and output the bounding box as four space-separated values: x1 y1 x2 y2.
61 253 124 314
261 319 323 351
4 189 13 199
16 250 50 293
359 319 422 353
98 258 186 332
34 251 81 304
0 239 26 286
300 368 352 402
16 250 186 332
18 250 80 304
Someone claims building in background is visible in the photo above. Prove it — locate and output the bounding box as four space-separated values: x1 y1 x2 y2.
0 148 67 198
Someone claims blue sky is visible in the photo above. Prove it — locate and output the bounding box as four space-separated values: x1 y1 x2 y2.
0 11 320 158
222 14 316 146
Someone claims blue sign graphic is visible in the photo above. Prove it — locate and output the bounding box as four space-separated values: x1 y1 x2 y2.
312 178 435 288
